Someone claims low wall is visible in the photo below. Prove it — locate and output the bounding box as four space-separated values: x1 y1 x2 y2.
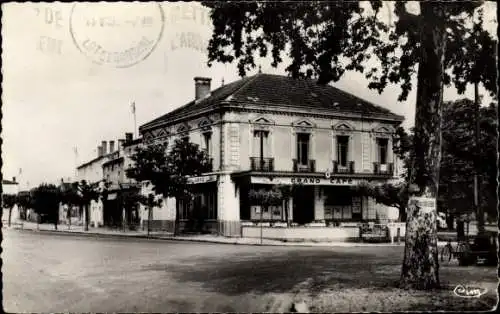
242 226 360 242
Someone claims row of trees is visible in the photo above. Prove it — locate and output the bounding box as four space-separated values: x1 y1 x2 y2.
2 180 105 231
202 1 497 289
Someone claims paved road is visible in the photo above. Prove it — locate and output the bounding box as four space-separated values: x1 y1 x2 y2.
1 229 397 312
2 229 496 312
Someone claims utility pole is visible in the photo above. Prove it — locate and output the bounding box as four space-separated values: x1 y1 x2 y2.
474 81 483 234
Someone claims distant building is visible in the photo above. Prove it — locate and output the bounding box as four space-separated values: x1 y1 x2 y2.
102 136 142 229
2 177 20 222
139 73 405 238
76 133 141 228
2 177 19 195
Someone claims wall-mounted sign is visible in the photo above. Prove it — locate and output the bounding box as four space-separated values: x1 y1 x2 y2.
187 175 217 184
250 176 361 186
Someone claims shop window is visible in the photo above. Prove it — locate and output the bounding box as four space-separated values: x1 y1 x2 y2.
296 133 310 165
337 136 349 167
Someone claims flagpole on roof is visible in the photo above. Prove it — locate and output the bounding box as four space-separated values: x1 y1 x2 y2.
131 101 137 139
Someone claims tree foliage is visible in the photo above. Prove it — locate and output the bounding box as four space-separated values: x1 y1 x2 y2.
31 183 61 227
353 181 409 222
2 194 17 209
127 138 211 199
249 186 283 207
439 99 497 221
126 138 212 234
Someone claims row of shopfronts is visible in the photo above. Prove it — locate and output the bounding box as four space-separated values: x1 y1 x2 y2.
140 172 399 236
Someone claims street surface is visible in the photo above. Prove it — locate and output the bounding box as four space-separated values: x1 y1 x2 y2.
2 229 497 312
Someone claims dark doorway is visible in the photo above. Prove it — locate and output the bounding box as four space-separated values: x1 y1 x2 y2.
103 199 122 228
293 186 315 225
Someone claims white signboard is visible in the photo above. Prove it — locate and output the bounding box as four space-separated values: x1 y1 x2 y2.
408 196 436 214
250 176 363 186
187 175 217 184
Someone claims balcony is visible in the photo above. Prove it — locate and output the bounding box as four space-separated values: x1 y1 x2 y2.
293 159 316 173
333 160 355 174
373 162 394 175
250 157 274 172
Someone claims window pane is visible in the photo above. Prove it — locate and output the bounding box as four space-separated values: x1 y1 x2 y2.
337 136 349 166
378 138 388 164
297 133 309 164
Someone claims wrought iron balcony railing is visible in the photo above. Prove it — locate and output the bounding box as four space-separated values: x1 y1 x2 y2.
250 157 274 172
373 162 394 175
333 160 355 174
293 159 316 172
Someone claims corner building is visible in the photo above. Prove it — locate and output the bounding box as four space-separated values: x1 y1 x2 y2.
140 74 405 237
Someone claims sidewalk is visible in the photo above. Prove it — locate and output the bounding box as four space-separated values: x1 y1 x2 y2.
4 220 454 247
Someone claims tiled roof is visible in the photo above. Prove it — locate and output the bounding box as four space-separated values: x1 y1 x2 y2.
141 73 404 130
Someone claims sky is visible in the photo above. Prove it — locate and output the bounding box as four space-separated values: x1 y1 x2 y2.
1 2 497 190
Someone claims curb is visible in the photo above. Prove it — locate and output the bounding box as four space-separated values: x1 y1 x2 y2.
7 227 413 248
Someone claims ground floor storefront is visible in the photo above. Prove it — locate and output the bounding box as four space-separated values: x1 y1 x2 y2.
140 173 401 240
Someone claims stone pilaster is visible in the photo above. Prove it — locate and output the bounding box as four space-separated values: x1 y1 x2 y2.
314 186 325 221
362 132 371 171
217 174 241 236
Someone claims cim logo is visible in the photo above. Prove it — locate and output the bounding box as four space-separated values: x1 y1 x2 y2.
453 285 488 298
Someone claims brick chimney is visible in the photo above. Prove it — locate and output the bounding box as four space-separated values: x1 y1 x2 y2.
101 141 107 155
98 146 103 157
12 177 16 183
194 77 211 101
109 140 115 152
125 133 133 143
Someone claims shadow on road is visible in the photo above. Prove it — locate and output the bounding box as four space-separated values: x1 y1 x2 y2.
151 249 404 295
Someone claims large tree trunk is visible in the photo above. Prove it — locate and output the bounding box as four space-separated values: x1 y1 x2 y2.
400 3 446 290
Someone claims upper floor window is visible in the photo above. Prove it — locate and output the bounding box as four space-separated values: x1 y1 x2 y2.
253 130 270 158
296 133 310 165
337 136 349 167
202 132 212 156
377 138 389 164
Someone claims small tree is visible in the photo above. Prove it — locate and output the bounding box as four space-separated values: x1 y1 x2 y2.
127 138 211 236
249 186 283 244
353 181 410 222
2 194 17 227
60 182 82 229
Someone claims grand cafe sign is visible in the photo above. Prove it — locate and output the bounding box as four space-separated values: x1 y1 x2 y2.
251 172 363 186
